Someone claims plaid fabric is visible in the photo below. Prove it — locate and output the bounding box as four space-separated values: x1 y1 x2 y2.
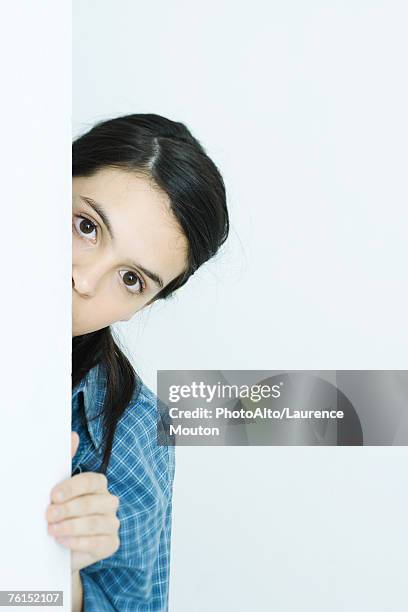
71 362 175 611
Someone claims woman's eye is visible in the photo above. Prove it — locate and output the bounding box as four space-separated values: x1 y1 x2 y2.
119 270 145 295
73 215 98 241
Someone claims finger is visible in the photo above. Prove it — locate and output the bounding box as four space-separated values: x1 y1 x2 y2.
48 513 120 537
50 471 108 503
71 431 80 459
55 533 120 556
46 492 119 523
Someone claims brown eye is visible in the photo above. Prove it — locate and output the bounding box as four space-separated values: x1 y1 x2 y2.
73 215 97 241
119 270 145 295
79 218 96 234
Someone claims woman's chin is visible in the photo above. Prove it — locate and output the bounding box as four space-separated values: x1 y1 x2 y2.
72 323 86 337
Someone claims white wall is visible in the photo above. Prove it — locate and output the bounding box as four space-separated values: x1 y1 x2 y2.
73 1 408 610
0 1 72 609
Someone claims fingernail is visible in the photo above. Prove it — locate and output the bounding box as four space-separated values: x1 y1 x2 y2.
54 490 64 502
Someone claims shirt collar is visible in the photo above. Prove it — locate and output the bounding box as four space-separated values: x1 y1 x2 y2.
72 362 108 455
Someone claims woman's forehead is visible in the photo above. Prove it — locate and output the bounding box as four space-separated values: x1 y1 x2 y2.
74 167 169 210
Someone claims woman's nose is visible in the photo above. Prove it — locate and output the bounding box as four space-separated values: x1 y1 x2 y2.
72 270 98 297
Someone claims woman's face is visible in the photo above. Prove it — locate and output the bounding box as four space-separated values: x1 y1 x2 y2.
72 167 188 337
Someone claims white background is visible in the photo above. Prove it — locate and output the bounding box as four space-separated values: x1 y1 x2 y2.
13 0 403 610
0 1 72 610
73 1 407 611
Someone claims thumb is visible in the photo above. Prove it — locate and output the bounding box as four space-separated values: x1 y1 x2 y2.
71 431 80 459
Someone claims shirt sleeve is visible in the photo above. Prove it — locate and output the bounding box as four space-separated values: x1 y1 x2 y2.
79 399 176 612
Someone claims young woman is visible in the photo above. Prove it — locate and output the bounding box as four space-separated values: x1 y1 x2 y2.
44 113 229 611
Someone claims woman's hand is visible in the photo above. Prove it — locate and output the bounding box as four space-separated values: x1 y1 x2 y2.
45 432 121 572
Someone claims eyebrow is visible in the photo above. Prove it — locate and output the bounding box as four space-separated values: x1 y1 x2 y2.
78 195 164 289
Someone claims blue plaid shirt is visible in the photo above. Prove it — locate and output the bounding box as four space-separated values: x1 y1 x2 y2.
71 362 175 611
